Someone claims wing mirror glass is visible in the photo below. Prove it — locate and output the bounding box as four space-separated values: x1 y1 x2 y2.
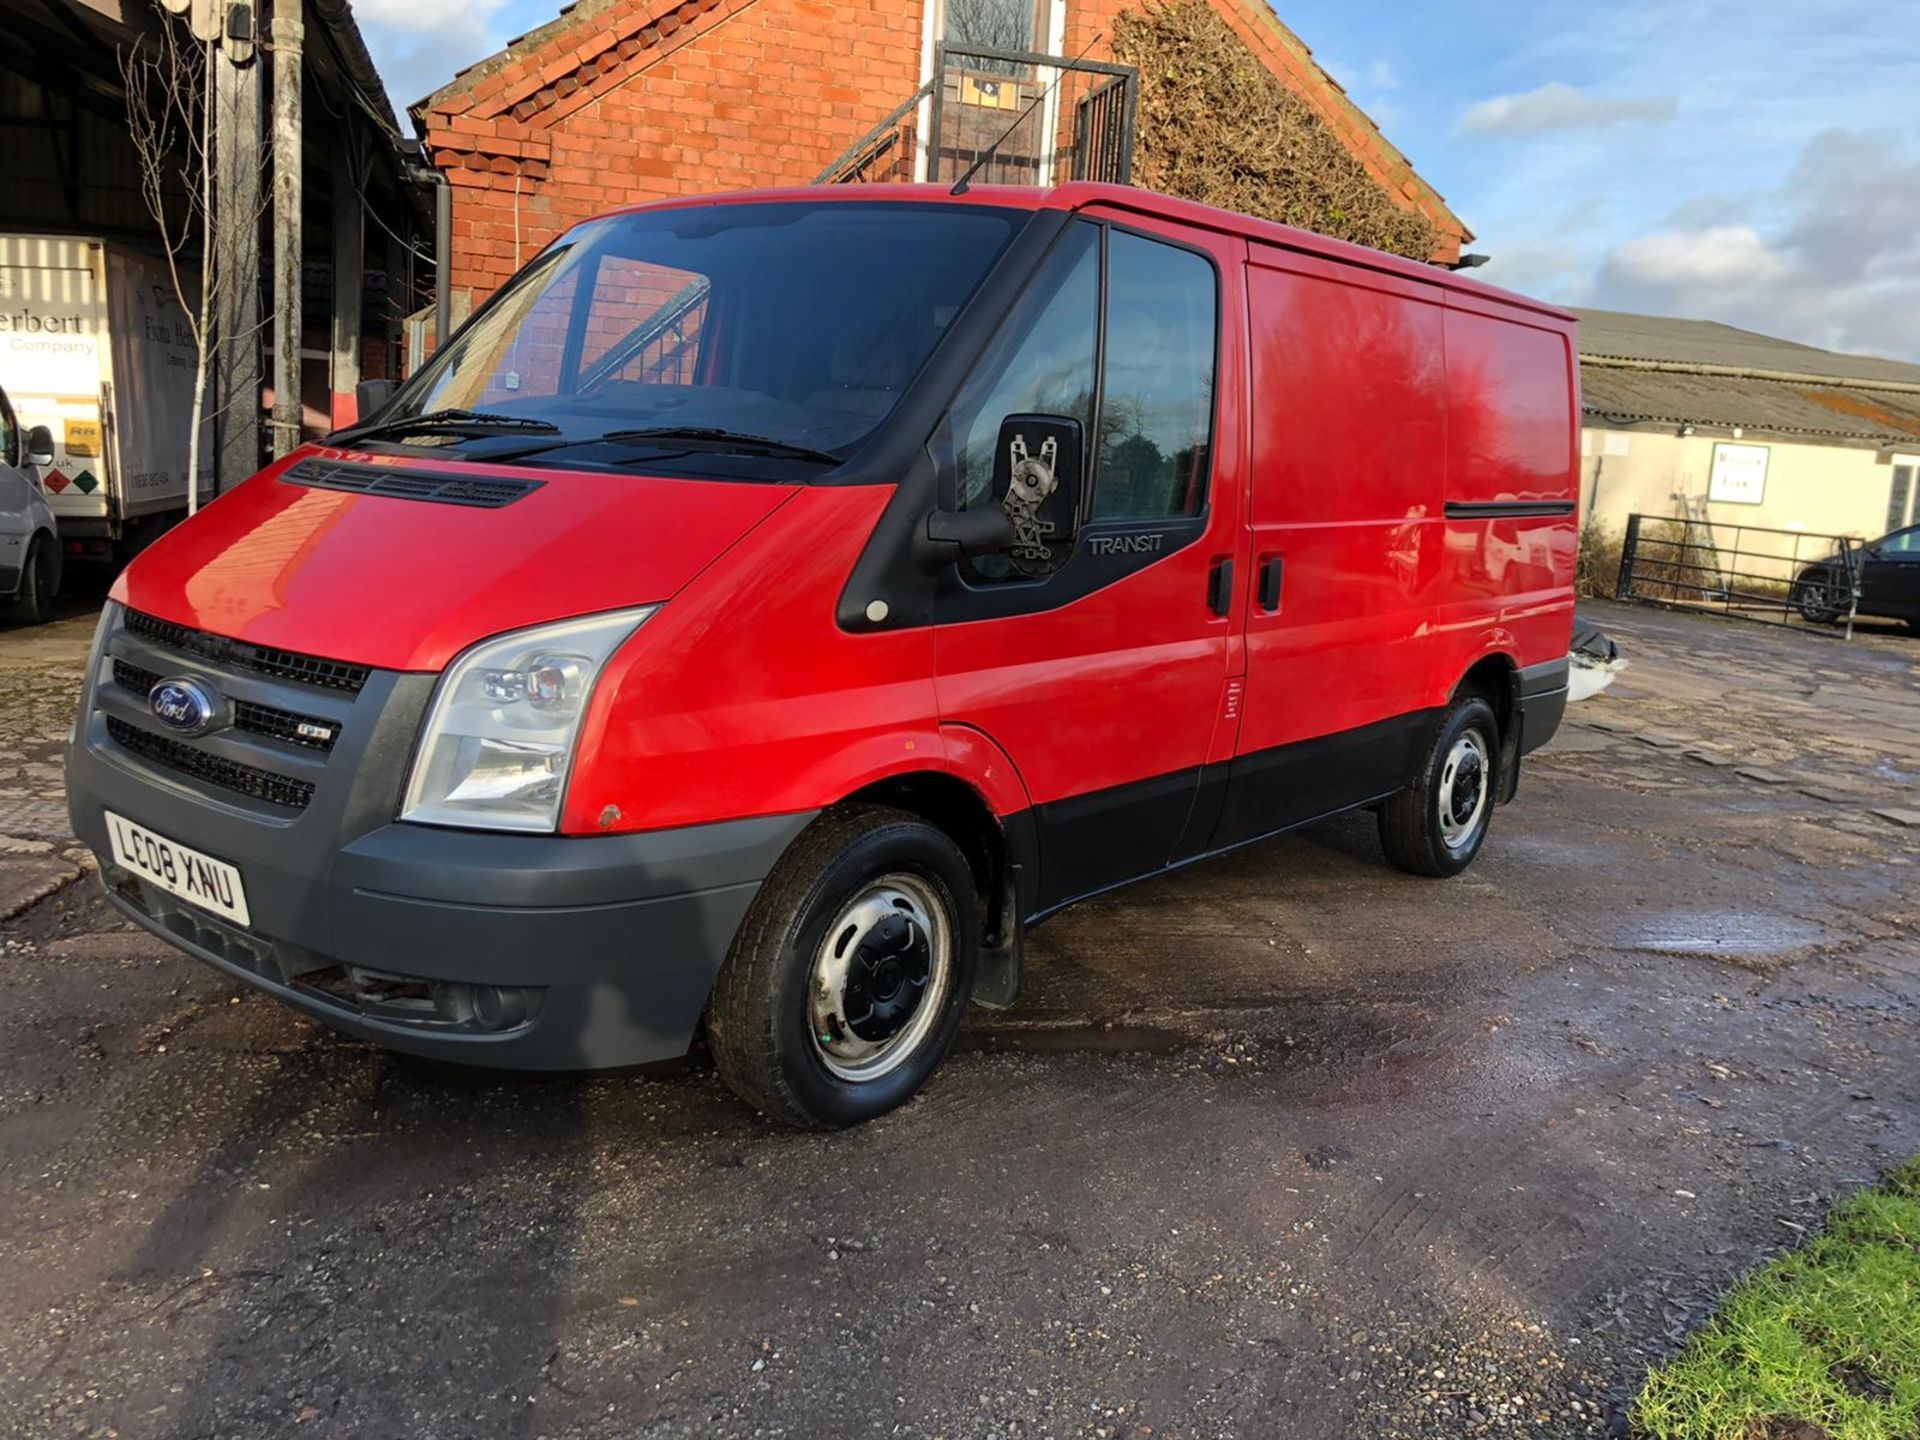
23 425 54 467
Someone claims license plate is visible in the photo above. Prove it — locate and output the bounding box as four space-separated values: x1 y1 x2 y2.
104 810 252 927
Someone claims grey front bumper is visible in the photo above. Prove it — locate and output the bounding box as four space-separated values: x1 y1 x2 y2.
66 607 813 1069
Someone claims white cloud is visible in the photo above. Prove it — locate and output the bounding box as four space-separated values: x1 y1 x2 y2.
1460 81 1678 136
356 0 513 110
1591 129 1920 361
1604 227 1790 289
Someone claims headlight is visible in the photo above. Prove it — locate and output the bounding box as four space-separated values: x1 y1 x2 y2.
400 607 655 832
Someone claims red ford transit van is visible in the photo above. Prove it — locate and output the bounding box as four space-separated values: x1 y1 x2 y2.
67 184 1576 1127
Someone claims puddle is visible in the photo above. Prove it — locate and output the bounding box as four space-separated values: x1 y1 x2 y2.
1621 910 1830 958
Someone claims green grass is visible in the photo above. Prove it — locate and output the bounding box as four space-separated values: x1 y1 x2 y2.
1634 1157 1920 1440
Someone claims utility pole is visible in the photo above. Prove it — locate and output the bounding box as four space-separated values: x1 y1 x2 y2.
269 1 303 458
330 131 364 426
212 19 262 492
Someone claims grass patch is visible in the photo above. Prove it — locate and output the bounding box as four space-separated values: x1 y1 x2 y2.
1634 1157 1920 1440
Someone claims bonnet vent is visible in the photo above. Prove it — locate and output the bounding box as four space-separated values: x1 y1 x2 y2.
283 459 544 509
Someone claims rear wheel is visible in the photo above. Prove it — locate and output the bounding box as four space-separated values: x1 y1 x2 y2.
706 804 978 1128
1378 695 1499 878
3 533 58 626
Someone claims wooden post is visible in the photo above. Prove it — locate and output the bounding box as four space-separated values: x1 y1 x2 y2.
212 43 262 492
269 4 303 458
330 141 363 427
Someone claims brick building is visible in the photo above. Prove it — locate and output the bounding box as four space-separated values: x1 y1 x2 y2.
410 0 1468 325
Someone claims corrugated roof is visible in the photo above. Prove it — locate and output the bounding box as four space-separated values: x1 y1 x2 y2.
1572 307 1920 387
1581 365 1920 445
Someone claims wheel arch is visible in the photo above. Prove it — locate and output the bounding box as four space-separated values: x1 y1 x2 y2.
1449 651 1521 804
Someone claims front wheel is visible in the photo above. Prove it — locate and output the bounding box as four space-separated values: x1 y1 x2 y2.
3 533 58 627
706 804 978 1128
1378 695 1499 878
1794 570 1843 623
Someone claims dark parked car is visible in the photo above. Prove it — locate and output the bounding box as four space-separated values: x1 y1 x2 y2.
1794 526 1920 629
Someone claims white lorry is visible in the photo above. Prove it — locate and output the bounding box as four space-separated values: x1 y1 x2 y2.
0 234 209 568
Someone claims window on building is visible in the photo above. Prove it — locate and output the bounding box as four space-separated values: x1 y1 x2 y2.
1888 459 1919 534
941 0 1048 55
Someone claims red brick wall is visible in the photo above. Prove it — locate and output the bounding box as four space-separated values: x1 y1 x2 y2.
416 0 1465 317
419 0 931 317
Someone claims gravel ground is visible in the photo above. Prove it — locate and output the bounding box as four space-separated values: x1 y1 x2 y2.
0 597 1916 1440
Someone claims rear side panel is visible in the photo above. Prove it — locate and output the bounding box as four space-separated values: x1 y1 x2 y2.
1433 295 1579 691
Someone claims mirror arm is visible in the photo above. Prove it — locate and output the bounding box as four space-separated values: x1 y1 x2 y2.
917 506 1014 571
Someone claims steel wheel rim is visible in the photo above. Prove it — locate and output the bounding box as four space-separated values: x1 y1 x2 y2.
1799 579 1829 619
807 872 952 1083
1437 730 1490 851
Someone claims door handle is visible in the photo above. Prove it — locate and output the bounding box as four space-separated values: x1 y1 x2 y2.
1258 554 1284 612
1207 557 1233 617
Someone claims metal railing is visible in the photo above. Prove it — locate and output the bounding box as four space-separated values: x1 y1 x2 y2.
816 43 1138 187
1615 512 1868 639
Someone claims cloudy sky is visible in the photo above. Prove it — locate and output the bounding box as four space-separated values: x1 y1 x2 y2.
355 0 1920 361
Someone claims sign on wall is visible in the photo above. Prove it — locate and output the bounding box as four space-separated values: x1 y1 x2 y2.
1708 442 1769 505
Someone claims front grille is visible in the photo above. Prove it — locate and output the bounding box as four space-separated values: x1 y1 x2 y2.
112 659 339 753
106 716 316 810
284 458 543 509
124 610 370 694
231 700 338 751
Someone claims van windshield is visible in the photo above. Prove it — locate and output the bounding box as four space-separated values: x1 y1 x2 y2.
377 201 1024 472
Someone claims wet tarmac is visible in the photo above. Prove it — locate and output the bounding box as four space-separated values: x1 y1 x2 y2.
1 599 1917 1438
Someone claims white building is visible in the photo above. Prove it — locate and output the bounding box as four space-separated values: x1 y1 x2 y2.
1576 309 1920 545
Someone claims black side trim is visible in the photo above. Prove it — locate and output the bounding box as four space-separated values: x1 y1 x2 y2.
1211 709 1435 852
1033 765 1200 913
1444 500 1577 519
1017 707 1439 924
284 458 544 509
1517 656 1570 697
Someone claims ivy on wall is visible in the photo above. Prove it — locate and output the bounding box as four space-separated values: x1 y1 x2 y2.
1111 0 1440 262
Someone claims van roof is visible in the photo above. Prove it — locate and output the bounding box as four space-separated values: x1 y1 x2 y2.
604 182 1576 327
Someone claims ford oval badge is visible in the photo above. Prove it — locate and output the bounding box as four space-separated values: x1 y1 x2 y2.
148 678 217 736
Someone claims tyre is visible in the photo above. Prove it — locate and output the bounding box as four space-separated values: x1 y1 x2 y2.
1793 569 1842 623
3 533 58 627
706 803 979 1129
1378 694 1499 878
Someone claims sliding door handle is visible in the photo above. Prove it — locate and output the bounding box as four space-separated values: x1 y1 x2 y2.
1258 554 1284 612
1207 557 1234 617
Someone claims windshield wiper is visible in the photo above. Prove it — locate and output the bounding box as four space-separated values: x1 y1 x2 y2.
337 408 562 443
595 426 844 465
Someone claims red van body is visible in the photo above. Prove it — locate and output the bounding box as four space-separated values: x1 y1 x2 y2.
66 184 1577 1126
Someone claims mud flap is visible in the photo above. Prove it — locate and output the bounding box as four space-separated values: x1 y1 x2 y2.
971 861 1024 1009
1496 672 1523 806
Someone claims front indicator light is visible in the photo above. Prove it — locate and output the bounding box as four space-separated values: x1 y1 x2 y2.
401 607 655 832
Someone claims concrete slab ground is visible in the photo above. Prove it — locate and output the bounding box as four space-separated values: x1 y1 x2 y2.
0 599 1916 1439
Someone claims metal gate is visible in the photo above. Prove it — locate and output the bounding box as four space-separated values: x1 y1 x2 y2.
1615 513 1868 638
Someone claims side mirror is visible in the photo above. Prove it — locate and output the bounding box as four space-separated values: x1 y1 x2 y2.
354 378 395 420
23 425 54 467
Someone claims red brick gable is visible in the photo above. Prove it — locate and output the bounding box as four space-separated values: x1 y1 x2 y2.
413 0 1467 313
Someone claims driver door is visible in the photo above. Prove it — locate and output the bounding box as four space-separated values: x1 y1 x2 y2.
931 216 1249 913
1864 526 1920 620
